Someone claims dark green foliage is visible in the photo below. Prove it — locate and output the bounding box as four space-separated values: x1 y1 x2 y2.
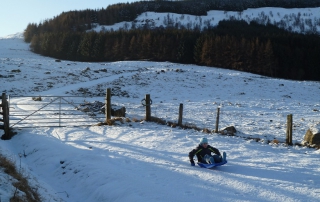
23 23 38 43
28 20 320 81
24 0 320 81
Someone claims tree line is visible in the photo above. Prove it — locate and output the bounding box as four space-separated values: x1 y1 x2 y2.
28 20 320 81
23 0 320 81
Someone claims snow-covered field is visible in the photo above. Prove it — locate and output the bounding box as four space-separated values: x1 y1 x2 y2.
0 7 320 202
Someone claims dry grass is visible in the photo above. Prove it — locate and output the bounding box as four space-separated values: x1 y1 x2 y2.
0 154 41 202
149 116 166 125
131 118 142 122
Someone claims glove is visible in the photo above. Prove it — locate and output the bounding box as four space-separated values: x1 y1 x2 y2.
190 161 195 166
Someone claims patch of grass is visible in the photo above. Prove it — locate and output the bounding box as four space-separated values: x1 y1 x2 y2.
149 116 166 125
0 154 41 202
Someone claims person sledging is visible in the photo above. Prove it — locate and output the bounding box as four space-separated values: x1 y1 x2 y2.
189 137 227 166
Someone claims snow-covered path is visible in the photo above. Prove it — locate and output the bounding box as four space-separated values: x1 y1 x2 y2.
3 123 319 201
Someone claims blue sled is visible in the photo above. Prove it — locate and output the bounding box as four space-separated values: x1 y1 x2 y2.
197 161 227 169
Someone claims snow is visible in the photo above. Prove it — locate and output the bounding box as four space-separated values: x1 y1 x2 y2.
0 7 320 202
91 7 320 34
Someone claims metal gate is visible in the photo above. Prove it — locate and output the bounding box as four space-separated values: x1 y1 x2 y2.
9 96 106 128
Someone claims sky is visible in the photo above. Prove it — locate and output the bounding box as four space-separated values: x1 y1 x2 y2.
0 6 320 202
0 0 136 37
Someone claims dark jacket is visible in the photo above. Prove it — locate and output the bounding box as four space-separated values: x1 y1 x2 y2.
189 144 221 164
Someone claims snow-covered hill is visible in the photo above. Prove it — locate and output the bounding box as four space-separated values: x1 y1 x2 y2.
91 7 320 35
0 7 320 202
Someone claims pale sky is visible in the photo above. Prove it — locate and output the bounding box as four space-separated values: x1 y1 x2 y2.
0 0 137 37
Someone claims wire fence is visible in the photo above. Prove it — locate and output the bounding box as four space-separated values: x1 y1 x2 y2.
5 92 313 144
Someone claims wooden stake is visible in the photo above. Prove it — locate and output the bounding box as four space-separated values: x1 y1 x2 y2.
105 88 111 122
145 94 151 121
2 93 10 139
286 114 293 145
215 107 220 133
178 103 183 126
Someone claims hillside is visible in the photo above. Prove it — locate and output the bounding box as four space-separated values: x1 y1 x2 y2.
0 30 320 201
23 0 320 36
24 5 320 81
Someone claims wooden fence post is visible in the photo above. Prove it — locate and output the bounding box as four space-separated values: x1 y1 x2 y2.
0 93 3 122
215 107 220 133
105 88 111 122
286 114 293 145
178 103 183 126
145 94 151 121
1 93 10 139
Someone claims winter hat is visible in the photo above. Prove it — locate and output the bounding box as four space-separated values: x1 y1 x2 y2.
199 137 208 145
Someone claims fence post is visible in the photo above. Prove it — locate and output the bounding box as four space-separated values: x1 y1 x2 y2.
1 93 10 139
215 107 220 133
178 103 183 126
105 88 111 122
145 94 151 121
286 114 293 145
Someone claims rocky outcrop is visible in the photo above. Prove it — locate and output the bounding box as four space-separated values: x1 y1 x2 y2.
219 126 236 136
304 129 320 145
